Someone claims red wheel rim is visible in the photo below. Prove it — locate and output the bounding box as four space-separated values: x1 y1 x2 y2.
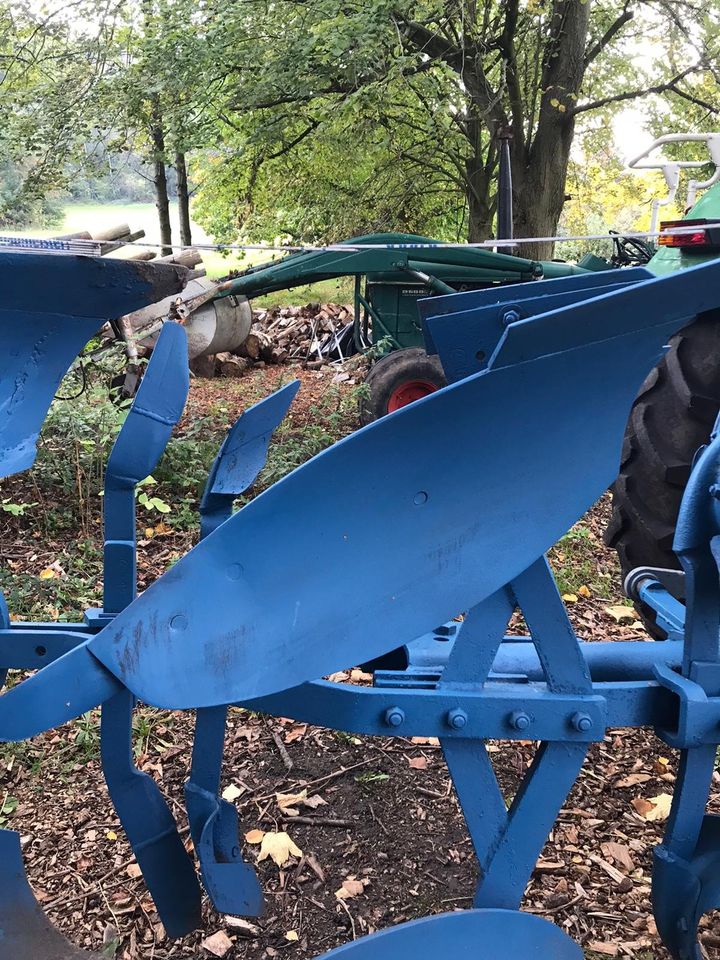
387 379 439 412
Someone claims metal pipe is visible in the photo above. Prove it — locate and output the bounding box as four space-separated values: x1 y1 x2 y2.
496 131 514 242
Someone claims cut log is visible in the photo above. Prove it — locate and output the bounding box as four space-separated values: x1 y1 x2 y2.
190 354 217 379
216 352 250 377
157 248 203 269
92 224 132 242
126 250 157 262
239 325 273 361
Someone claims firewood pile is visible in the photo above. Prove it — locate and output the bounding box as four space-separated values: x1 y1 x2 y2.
207 302 359 378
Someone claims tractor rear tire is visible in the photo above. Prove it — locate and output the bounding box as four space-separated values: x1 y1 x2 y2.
604 311 720 636
359 348 447 425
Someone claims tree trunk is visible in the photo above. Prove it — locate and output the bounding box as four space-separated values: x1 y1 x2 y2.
176 151 192 247
150 99 172 255
464 113 495 242
512 0 592 260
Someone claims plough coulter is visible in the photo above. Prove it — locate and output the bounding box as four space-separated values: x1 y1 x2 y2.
4 248 720 959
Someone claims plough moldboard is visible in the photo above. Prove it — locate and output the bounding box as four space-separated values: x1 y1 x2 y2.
3 250 720 960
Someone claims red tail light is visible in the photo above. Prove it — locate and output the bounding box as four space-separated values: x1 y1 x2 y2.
659 218 720 250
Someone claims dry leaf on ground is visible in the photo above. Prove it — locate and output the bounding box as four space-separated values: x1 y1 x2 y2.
284 724 307 743
202 930 234 957
632 793 673 822
335 878 366 899
605 605 636 622
257 831 303 866
221 783 243 802
244 829 265 844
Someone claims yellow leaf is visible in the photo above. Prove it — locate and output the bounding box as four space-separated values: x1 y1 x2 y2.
106 830 118 841
285 930 299 942
558 104 567 112
257 831 302 866
144 527 155 538
39 567 56 580
632 793 673 822
244 829 265 844
562 593 578 603
578 585 591 598
605 605 636 622
222 783 243 803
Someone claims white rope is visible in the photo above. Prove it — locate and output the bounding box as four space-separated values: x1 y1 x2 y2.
2 222 720 256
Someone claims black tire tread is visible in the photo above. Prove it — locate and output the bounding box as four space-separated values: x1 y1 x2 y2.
605 310 720 635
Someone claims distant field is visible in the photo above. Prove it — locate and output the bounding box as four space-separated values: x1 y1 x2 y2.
8 201 354 301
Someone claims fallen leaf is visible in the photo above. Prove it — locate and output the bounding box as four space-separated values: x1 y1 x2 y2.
562 593 578 603
38 567 57 580
202 930 233 957
632 793 673 822
126 863 143 879
615 773 651 788
350 669 373 683
327 671 349 683
335 878 366 899
302 794 327 809
222 784 243 803
578 585 591 598
605 605 636 622
408 756 428 770
276 789 307 811
144 527 155 538
257 831 302 867
285 930 299 942
244 829 265 844
106 830 117 842
410 737 440 746
284 724 307 744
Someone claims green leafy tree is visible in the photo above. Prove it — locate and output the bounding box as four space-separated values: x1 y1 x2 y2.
192 0 718 255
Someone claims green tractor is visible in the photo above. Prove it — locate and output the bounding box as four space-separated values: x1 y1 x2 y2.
209 235 589 423
603 132 720 633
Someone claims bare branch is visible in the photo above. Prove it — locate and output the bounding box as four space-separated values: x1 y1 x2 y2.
570 65 700 116
584 6 634 67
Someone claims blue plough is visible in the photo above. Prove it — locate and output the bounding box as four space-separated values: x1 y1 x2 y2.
2 250 720 959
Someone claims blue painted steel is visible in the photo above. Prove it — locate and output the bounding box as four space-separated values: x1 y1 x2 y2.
79 259 720 711
8 251 720 960
185 706 264 916
100 322 201 937
398 629 684 680
0 590 8 689
652 416 720 958
634 580 685 640
0 828 96 958
199 380 300 538
419 267 652 383
0 253 186 478
187 385 298 917
314 909 582 960
103 321 189 615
